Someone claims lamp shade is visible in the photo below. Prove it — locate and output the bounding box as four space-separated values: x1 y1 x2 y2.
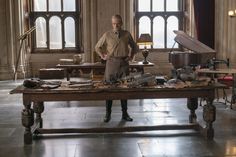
228 10 236 17
137 33 153 46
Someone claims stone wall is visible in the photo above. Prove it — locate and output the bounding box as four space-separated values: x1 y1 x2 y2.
215 0 236 68
0 0 28 80
0 0 11 80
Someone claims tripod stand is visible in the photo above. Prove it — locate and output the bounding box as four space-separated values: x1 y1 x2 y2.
14 26 35 80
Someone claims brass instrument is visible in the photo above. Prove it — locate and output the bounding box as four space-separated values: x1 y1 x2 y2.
14 26 36 80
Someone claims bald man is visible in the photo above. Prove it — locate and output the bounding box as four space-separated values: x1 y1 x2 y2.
95 14 138 122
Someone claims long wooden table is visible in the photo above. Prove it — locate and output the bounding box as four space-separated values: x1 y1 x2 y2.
10 84 215 145
56 62 155 81
197 68 236 108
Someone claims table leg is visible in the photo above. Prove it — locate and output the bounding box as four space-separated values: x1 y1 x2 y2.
22 97 34 145
230 74 236 109
187 98 198 123
203 97 216 140
138 67 144 74
33 102 44 128
66 68 73 81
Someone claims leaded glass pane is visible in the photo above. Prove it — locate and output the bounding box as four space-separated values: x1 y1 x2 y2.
153 16 165 48
167 16 179 48
166 0 179 11
64 17 75 47
49 0 61 11
153 0 164 11
63 0 76 11
138 0 150 12
49 16 62 49
35 17 47 48
139 16 151 49
34 0 46 11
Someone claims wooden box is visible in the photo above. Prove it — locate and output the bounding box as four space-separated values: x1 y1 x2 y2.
59 59 74 65
39 68 64 79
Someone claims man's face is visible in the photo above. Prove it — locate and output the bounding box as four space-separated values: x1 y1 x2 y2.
112 18 122 31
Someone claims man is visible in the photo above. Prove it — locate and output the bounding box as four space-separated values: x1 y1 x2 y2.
95 14 138 122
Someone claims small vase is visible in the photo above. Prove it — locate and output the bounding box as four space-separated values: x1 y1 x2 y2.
73 54 82 64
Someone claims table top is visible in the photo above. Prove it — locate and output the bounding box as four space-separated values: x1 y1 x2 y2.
197 68 236 74
9 83 215 103
56 61 154 68
10 82 214 94
9 80 216 102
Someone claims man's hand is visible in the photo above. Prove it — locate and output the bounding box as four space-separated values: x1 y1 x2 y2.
100 54 108 60
125 55 134 62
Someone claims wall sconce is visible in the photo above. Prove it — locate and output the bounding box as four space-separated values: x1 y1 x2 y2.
137 33 153 64
228 10 236 17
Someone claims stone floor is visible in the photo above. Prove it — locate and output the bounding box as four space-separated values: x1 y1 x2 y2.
1 79 236 157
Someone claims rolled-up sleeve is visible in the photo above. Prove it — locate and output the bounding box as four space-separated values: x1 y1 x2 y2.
95 33 107 57
128 33 139 56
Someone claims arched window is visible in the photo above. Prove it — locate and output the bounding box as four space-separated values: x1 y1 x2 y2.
49 16 62 49
136 0 183 50
153 16 165 48
35 17 47 48
138 16 151 49
64 17 75 47
30 0 80 53
167 16 179 48
139 16 151 35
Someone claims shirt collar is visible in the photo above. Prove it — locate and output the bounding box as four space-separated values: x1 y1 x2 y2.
112 29 122 34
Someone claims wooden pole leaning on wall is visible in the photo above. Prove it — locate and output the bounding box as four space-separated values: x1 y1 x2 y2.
14 26 36 81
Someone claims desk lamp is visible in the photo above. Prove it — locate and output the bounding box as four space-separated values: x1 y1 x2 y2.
228 10 236 17
137 33 153 64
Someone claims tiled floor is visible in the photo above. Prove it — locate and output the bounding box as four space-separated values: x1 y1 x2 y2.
1 79 236 157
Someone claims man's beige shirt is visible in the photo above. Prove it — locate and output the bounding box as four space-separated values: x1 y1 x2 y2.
95 30 138 57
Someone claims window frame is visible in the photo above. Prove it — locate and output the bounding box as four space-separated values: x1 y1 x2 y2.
135 0 185 52
29 0 82 53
